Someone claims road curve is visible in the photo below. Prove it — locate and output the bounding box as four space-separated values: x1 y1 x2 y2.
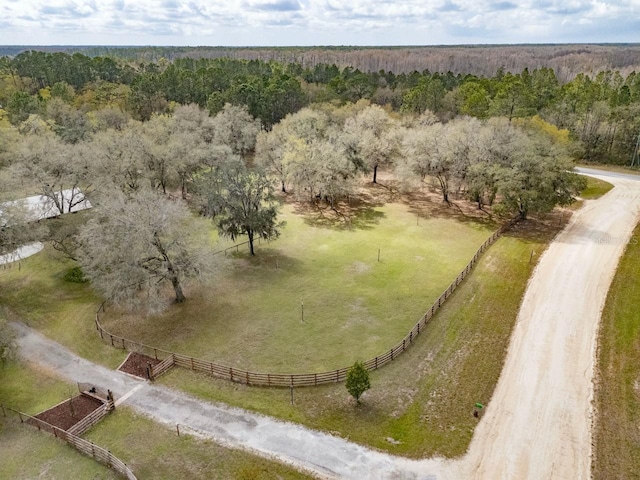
460 169 640 479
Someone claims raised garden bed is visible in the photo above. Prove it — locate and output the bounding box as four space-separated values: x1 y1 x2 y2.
33 395 103 431
118 351 161 378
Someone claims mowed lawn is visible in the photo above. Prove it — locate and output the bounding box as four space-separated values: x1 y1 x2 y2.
0 359 311 480
593 222 640 479
101 202 494 372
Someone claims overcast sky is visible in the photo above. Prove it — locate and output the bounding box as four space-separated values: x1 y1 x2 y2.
1 0 639 46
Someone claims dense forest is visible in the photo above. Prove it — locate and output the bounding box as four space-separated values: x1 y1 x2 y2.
1 49 639 164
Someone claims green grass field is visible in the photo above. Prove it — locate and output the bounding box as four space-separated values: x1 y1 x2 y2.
99 202 494 372
0 360 311 480
593 223 640 479
159 220 559 458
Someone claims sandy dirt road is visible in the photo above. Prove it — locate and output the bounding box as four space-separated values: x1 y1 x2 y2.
460 169 640 479
10 168 640 479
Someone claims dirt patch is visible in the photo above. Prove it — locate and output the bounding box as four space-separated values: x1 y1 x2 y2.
33 395 103 431
118 351 162 378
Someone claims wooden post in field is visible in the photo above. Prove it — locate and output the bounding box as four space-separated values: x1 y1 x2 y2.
290 386 294 405
176 424 180 436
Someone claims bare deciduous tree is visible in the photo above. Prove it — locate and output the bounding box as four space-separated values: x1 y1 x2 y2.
15 131 95 215
210 103 261 157
343 104 398 183
78 189 212 312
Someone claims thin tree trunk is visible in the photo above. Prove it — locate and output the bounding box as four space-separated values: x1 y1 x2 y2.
373 164 378 184
248 230 255 256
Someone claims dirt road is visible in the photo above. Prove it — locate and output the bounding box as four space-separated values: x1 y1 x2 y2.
11 168 640 479
461 169 640 479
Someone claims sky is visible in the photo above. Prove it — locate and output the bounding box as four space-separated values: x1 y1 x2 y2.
0 0 639 46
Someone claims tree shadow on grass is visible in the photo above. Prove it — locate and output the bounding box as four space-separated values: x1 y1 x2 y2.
292 196 386 231
401 188 498 230
226 248 306 276
501 209 570 244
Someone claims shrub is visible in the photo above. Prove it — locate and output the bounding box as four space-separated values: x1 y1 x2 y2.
63 266 87 283
346 361 371 404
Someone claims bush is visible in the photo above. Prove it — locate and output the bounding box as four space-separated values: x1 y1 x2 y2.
346 361 371 404
63 266 87 283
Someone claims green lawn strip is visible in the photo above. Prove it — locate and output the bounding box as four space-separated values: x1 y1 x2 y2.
83 407 314 480
159 220 557 458
593 223 640 479
0 360 119 480
0 249 126 369
581 176 614 199
101 202 493 372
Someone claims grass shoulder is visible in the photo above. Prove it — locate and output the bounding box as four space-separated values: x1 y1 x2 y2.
581 176 614 200
593 222 640 479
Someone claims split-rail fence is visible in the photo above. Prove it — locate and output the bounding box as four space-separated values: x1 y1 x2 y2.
95 221 513 387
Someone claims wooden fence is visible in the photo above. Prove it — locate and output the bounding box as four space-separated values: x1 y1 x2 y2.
8 408 136 480
67 404 110 436
95 222 512 387
212 236 268 256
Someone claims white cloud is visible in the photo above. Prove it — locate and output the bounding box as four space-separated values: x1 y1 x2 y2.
0 0 638 45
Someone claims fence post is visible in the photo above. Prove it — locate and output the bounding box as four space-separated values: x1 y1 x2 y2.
191 357 194 370
154 348 158 360
390 348 394 361
229 367 233 381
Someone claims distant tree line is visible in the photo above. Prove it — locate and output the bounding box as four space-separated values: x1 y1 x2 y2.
2 50 639 164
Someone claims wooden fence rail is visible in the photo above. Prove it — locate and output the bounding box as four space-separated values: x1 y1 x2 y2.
8 408 136 480
95 221 513 387
67 404 110 436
